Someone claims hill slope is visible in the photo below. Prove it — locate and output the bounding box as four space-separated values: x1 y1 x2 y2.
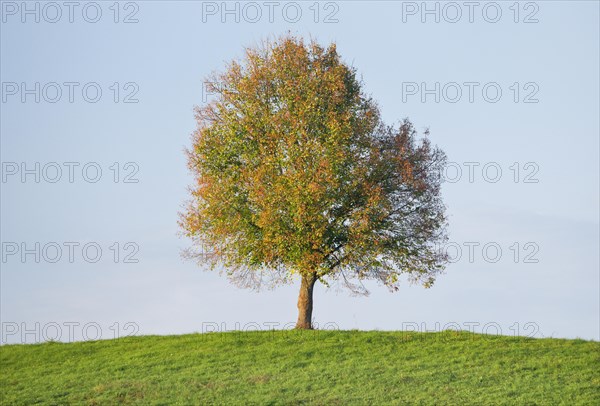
1 330 598 405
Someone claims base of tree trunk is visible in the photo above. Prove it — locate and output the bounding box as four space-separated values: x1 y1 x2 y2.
295 273 317 329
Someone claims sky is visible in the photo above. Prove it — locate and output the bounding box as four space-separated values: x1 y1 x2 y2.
1 0 598 344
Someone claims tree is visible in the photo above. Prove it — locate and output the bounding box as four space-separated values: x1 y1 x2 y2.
181 35 448 329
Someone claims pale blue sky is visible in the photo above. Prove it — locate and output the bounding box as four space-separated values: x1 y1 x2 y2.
1 1 598 343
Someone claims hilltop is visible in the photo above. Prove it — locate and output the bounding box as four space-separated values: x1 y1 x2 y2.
1 330 598 404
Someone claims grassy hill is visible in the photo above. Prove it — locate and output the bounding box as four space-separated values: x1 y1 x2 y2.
1 330 598 405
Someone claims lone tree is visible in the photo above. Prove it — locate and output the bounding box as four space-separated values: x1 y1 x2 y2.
181 35 448 329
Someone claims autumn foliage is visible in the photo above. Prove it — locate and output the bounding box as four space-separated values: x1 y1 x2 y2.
181 35 448 328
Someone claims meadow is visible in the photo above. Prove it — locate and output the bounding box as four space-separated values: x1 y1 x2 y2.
1 330 598 405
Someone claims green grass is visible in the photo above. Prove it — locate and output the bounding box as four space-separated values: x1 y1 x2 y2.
1 330 598 405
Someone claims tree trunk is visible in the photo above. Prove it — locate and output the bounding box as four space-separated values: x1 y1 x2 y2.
295 273 317 329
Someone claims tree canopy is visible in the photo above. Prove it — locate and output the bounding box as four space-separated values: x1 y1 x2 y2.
181 35 448 328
